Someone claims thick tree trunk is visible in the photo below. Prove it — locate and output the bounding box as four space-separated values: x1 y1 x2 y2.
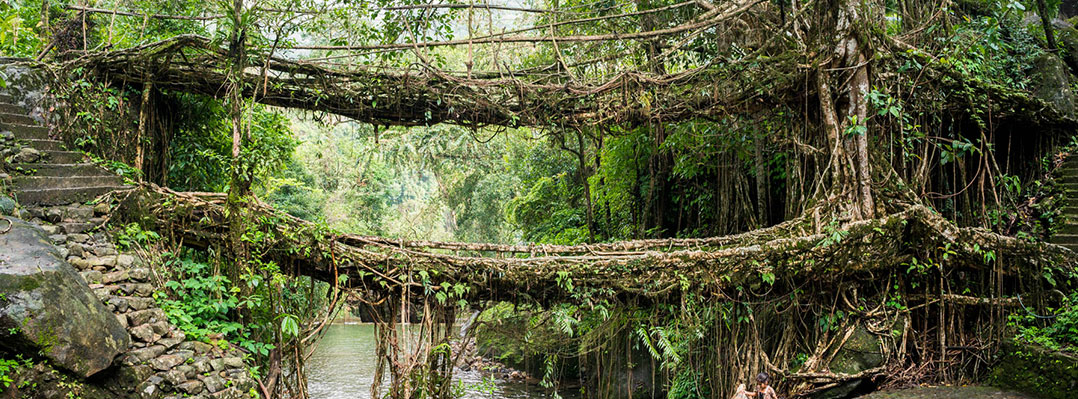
816 68 851 212
818 0 876 220
847 47 875 219
226 0 249 281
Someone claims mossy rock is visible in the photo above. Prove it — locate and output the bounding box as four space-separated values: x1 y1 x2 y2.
989 341 1078 399
0 195 15 216
828 325 884 375
0 361 126 399
1030 52 1077 119
812 324 884 399
0 218 130 378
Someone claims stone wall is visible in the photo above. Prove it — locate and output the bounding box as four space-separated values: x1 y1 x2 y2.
1 199 258 399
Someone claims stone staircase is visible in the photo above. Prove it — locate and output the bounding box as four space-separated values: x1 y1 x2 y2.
0 91 129 206
1 90 255 398
1052 156 1078 252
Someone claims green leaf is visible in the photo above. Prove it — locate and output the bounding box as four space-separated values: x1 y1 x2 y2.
280 315 300 338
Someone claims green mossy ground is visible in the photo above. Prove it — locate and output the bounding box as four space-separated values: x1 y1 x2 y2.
989 341 1078 399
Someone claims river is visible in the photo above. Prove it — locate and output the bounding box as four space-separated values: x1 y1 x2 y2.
307 325 1034 399
859 386 1036 399
306 323 574 399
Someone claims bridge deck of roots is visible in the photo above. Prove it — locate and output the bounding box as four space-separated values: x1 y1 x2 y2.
104 183 1078 398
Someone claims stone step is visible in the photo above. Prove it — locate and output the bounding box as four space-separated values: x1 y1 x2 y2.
58 221 101 235
0 112 35 125
1061 175 1078 184
8 163 113 177
1058 223 1078 235
42 150 86 164
0 102 25 114
1050 233 1078 245
23 139 66 151
13 185 130 206
13 175 124 191
0 93 12 103
103 295 156 313
4 123 49 140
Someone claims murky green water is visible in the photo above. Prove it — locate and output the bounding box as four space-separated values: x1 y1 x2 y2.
306 323 572 399
309 327 1033 399
857 386 1036 399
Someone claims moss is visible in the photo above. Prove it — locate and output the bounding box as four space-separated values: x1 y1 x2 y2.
17 276 40 292
33 326 57 355
988 341 1078 399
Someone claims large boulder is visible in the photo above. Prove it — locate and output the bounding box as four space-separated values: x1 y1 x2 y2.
812 324 884 399
827 325 884 375
0 217 130 378
1030 52 1078 118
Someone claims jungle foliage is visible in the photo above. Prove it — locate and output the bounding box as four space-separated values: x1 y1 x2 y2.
5 0 1078 398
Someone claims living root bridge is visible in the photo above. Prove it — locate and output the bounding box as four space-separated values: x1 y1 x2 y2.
70 34 800 128
122 184 1076 304
64 31 1078 133
117 185 1078 397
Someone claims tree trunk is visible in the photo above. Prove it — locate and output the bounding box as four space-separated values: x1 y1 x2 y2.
640 0 671 237
135 78 152 180
40 0 49 38
754 129 768 227
1036 0 1059 51
225 0 249 282
819 0 876 220
577 129 596 242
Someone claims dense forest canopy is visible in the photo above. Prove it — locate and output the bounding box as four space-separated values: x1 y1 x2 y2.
6 0 1067 242
4 1 1078 399
0 0 1071 242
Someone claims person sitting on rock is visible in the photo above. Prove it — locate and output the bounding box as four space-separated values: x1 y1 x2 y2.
738 372 777 399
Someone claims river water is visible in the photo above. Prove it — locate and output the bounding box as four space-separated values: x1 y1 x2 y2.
858 386 1035 399
306 323 572 399
307 325 1035 399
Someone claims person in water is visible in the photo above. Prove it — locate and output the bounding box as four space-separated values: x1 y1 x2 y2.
738 372 777 399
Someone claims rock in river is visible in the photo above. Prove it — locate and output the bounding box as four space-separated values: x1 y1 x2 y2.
0 217 131 378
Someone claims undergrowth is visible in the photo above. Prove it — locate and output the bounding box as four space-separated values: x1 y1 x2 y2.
1010 291 1078 352
154 251 276 357
0 356 32 389
0 357 17 389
